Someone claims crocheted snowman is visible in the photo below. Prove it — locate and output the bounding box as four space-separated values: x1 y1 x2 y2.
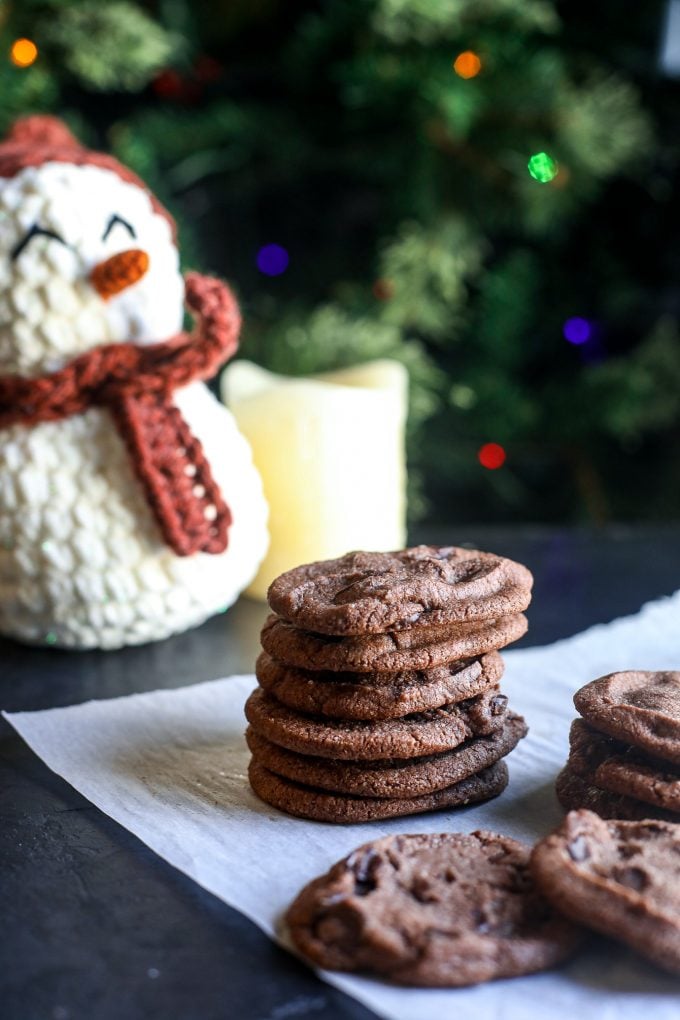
0 116 268 649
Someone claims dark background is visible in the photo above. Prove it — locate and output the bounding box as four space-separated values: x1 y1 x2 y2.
2 0 680 522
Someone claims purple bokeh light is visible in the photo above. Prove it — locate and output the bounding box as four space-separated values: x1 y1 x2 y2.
563 317 592 345
256 243 289 276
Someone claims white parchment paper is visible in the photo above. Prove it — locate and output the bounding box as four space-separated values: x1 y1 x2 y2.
5 592 680 1020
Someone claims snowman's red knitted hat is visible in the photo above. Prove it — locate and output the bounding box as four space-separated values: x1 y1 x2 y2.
0 115 176 237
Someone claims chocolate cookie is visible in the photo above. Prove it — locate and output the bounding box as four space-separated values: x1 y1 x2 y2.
285 831 581 984
255 650 504 721
268 546 533 636
567 717 624 775
531 809 680 975
261 613 528 673
249 760 509 825
555 766 676 822
568 719 680 815
246 712 527 798
593 755 680 814
245 687 508 761
574 671 680 765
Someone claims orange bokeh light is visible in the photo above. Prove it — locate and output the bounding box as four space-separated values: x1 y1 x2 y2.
478 442 506 470
10 38 38 68
453 51 482 79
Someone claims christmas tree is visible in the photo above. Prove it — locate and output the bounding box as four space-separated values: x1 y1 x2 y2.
1 0 678 523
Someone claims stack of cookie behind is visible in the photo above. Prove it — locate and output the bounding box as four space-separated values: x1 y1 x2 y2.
557 670 680 821
246 545 533 823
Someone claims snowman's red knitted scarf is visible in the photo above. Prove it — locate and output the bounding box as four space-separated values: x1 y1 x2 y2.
0 273 239 557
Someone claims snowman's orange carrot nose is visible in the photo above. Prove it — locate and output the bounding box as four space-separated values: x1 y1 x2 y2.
91 248 149 300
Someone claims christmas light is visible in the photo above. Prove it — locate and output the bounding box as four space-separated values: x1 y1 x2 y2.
152 69 184 99
453 51 482 79
257 243 289 276
527 152 558 183
478 443 506 470
450 384 477 409
563 317 592 345
10 38 38 68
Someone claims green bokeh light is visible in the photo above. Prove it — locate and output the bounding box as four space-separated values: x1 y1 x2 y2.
527 151 558 183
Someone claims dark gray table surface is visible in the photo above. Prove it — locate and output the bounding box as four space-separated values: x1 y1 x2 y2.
2 524 679 1020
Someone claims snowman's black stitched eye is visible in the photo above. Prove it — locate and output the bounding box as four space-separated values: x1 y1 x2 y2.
102 214 136 242
10 224 67 261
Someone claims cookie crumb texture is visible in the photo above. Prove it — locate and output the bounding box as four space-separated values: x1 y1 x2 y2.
286 832 582 986
249 759 508 824
268 545 533 636
254 650 504 721
574 671 680 765
246 713 527 799
562 719 680 818
245 685 508 761
531 810 680 975
261 611 528 673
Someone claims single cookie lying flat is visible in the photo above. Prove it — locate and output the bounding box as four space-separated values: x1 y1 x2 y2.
245 687 508 761
531 809 680 975
249 760 509 824
568 719 680 814
555 766 676 823
246 713 527 798
255 650 504 720
574 671 680 765
268 546 533 636
285 831 581 984
261 613 527 673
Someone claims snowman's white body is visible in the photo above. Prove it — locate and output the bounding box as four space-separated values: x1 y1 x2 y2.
0 161 268 648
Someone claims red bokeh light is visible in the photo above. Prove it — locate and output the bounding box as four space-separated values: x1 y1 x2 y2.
478 442 506 469
152 70 184 99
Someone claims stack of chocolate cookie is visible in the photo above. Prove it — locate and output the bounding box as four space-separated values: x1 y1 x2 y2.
557 670 680 821
245 545 533 823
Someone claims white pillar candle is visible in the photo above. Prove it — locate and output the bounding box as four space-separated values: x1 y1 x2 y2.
221 359 408 600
